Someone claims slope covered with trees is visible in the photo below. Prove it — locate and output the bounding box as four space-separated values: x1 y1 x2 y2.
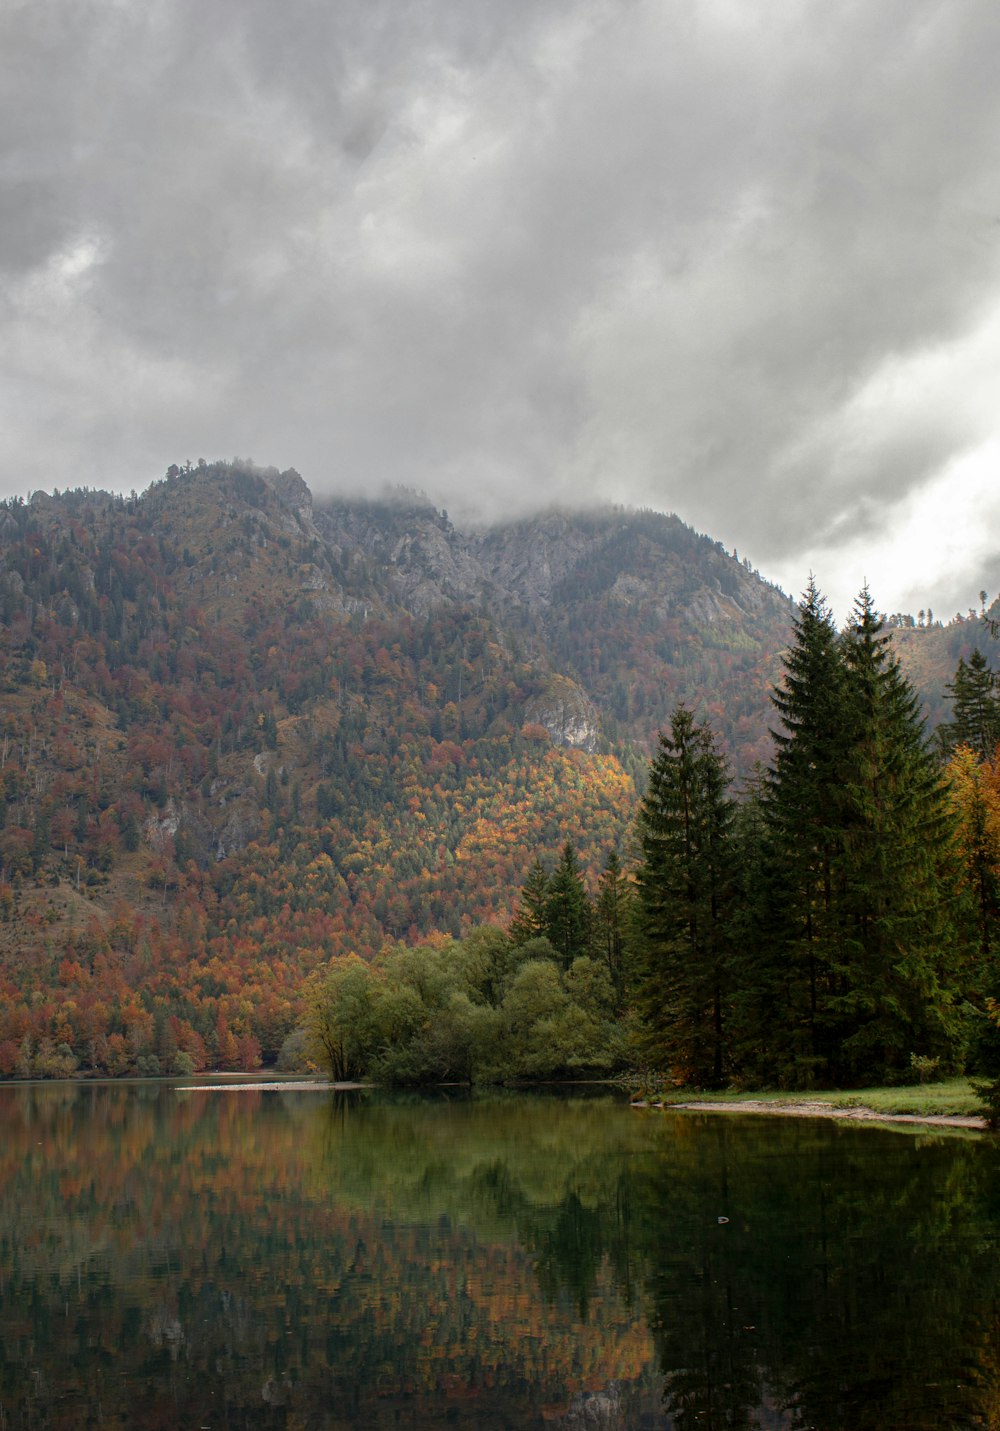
304 584 1000 1093
0 461 796 1077
1 459 994 1084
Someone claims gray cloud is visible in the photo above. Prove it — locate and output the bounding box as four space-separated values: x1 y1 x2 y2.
4 0 1000 614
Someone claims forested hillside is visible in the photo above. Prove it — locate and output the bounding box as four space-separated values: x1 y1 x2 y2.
0 459 991 1078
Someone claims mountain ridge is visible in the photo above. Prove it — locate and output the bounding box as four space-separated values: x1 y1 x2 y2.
0 458 992 1073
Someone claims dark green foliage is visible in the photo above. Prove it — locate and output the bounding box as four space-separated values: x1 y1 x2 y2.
942 648 1000 757
832 589 963 1079
725 767 779 1081
509 859 552 946
634 706 736 1087
303 931 628 1086
509 847 594 969
545 843 591 969
754 584 964 1086
593 847 632 1006
761 579 850 1083
971 998 1000 1128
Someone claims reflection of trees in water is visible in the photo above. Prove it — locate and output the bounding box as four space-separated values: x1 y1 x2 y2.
4 1088 1000 1429
290 1094 1000 1430
625 1115 1000 1431
0 1085 663 1428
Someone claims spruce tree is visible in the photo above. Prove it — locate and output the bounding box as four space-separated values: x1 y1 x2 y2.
764 581 963 1084
726 766 780 1082
594 847 631 1007
763 579 851 1082
635 706 736 1087
509 858 551 946
942 649 1000 758
833 588 963 1079
545 842 591 969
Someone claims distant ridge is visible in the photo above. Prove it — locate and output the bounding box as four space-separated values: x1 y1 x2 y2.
0 458 987 1072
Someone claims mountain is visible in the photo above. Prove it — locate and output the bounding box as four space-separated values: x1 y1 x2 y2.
887 610 1000 732
0 458 977 1073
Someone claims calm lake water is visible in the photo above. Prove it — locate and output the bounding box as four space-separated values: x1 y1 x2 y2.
1 1083 999 1430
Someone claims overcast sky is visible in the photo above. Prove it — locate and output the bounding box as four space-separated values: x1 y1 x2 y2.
4 0 1000 623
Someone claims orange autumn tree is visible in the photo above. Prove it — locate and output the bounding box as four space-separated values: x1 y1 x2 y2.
945 743 1000 1127
945 743 1000 986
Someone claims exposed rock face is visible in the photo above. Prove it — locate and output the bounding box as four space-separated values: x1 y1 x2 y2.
216 807 261 861
315 504 644 617
474 513 610 612
261 465 314 528
684 587 726 626
387 520 486 615
608 573 649 606
145 800 218 865
313 500 786 638
524 677 600 753
300 491 796 771
145 799 180 850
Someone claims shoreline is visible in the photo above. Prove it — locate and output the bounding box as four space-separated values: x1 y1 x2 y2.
632 1097 988 1130
178 1080 366 1092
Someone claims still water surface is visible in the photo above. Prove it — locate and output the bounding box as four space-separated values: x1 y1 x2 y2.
1 1082 999 1429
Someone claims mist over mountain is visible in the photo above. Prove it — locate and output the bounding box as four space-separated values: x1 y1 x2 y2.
0 459 990 1073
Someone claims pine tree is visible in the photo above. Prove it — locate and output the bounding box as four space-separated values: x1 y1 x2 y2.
763 581 964 1085
763 579 851 1082
942 649 1000 758
594 847 631 1007
726 766 780 1081
832 588 963 1079
509 858 551 946
545 843 591 969
634 706 736 1087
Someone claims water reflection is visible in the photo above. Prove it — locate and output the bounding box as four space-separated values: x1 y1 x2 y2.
1 1084 999 1428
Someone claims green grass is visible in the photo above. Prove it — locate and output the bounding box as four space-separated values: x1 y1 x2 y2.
639 1078 985 1119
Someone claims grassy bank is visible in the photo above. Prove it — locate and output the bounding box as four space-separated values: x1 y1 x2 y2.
637 1078 985 1119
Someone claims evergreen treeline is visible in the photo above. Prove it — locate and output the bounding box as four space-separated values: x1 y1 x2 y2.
305 580 1000 1092
634 582 973 1089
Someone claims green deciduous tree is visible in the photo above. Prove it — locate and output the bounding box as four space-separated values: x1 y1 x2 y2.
303 957 380 1081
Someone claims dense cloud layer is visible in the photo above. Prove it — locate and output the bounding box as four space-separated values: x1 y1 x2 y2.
4 0 1000 619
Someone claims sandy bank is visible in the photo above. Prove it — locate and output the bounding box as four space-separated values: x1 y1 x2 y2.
179 1081 367 1092
633 1098 987 1130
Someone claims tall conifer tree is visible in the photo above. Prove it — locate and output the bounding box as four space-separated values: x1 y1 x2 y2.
833 588 962 1078
763 579 850 1081
635 706 735 1087
764 582 963 1083
510 859 551 946
726 766 780 1081
942 649 1000 758
545 842 591 968
594 848 631 1006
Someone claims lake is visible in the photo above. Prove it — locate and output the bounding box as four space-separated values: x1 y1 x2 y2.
1 1082 998 1429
